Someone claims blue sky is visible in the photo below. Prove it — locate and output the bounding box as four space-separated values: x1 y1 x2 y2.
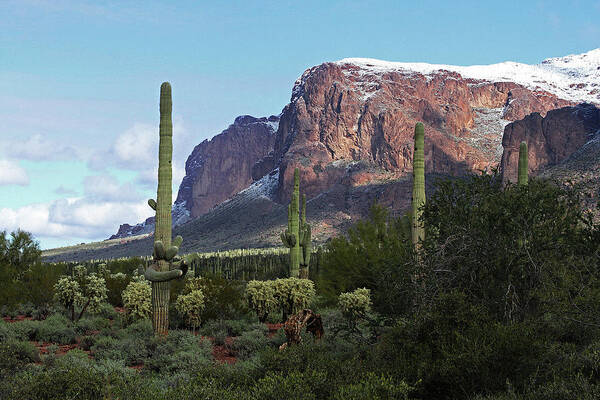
0 0 598 249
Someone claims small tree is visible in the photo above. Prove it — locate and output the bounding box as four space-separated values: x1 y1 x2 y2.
122 280 152 320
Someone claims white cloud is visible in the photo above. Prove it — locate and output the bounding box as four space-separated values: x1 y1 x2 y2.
112 123 158 170
0 159 29 186
2 134 82 161
0 197 153 244
83 174 143 202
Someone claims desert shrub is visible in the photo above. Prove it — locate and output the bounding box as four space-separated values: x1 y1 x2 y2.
175 288 205 333
0 321 15 343
96 302 119 320
9 319 40 341
200 317 263 337
124 318 153 338
228 328 270 360
246 280 277 322
35 314 76 344
332 372 413 400
91 336 123 362
250 370 329 400
79 335 96 351
145 330 211 373
319 204 414 318
75 316 110 335
0 340 40 376
105 271 130 307
193 274 247 321
122 279 152 320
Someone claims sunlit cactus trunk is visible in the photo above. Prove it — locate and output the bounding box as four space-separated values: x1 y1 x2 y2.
141 82 188 336
411 122 425 248
281 168 302 277
518 141 528 186
299 194 312 279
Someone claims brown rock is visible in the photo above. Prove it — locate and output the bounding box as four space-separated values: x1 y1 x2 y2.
500 103 600 183
175 115 279 217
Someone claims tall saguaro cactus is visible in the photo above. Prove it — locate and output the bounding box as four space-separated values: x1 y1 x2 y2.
299 194 312 279
280 168 311 278
518 141 528 186
411 122 426 247
140 82 188 336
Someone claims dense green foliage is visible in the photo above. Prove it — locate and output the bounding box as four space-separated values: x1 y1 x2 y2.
2 172 600 399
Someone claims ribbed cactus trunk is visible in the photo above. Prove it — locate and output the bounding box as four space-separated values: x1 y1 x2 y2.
518 141 528 186
281 168 301 277
411 122 425 248
289 169 301 277
152 82 173 335
299 194 312 279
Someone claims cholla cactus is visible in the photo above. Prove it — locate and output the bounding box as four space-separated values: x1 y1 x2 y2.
122 280 152 320
53 277 82 321
53 272 107 321
175 289 205 334
273 277 315 320
338 288 372 319
245 280 278 322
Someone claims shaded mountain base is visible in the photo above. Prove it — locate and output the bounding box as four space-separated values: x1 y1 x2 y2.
43 173 448 263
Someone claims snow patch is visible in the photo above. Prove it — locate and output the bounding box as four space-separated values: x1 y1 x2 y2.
335 48 600 105
238 169 279 200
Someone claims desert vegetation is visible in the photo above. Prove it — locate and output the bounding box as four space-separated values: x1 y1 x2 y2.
2 87 600 400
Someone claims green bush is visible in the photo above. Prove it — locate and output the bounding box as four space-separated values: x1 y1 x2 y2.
332 373 413 400
0 340 40 375
228 328 270 360
35 314 76 344
319 204 414 318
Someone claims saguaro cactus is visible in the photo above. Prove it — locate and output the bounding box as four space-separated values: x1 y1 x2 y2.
411 122 425 247
281 168 303 277
299 194 312 279
518 141 528 186
139 82 188 336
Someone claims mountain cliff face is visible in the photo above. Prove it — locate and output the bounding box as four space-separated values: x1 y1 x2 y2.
175 115 279 218
110 49 600 242
501 103 600 183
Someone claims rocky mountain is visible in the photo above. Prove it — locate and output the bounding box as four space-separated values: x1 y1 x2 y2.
107 49 600 246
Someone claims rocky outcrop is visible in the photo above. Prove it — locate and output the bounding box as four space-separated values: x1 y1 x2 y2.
175 115 279 218
268 61 575 203
110 50 599 241
501 103 600 182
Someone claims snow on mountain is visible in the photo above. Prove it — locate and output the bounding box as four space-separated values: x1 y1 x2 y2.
336 48 600 105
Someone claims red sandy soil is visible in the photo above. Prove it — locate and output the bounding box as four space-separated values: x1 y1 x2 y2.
3 315 33 323
266 323 283 338
8 312 282 367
